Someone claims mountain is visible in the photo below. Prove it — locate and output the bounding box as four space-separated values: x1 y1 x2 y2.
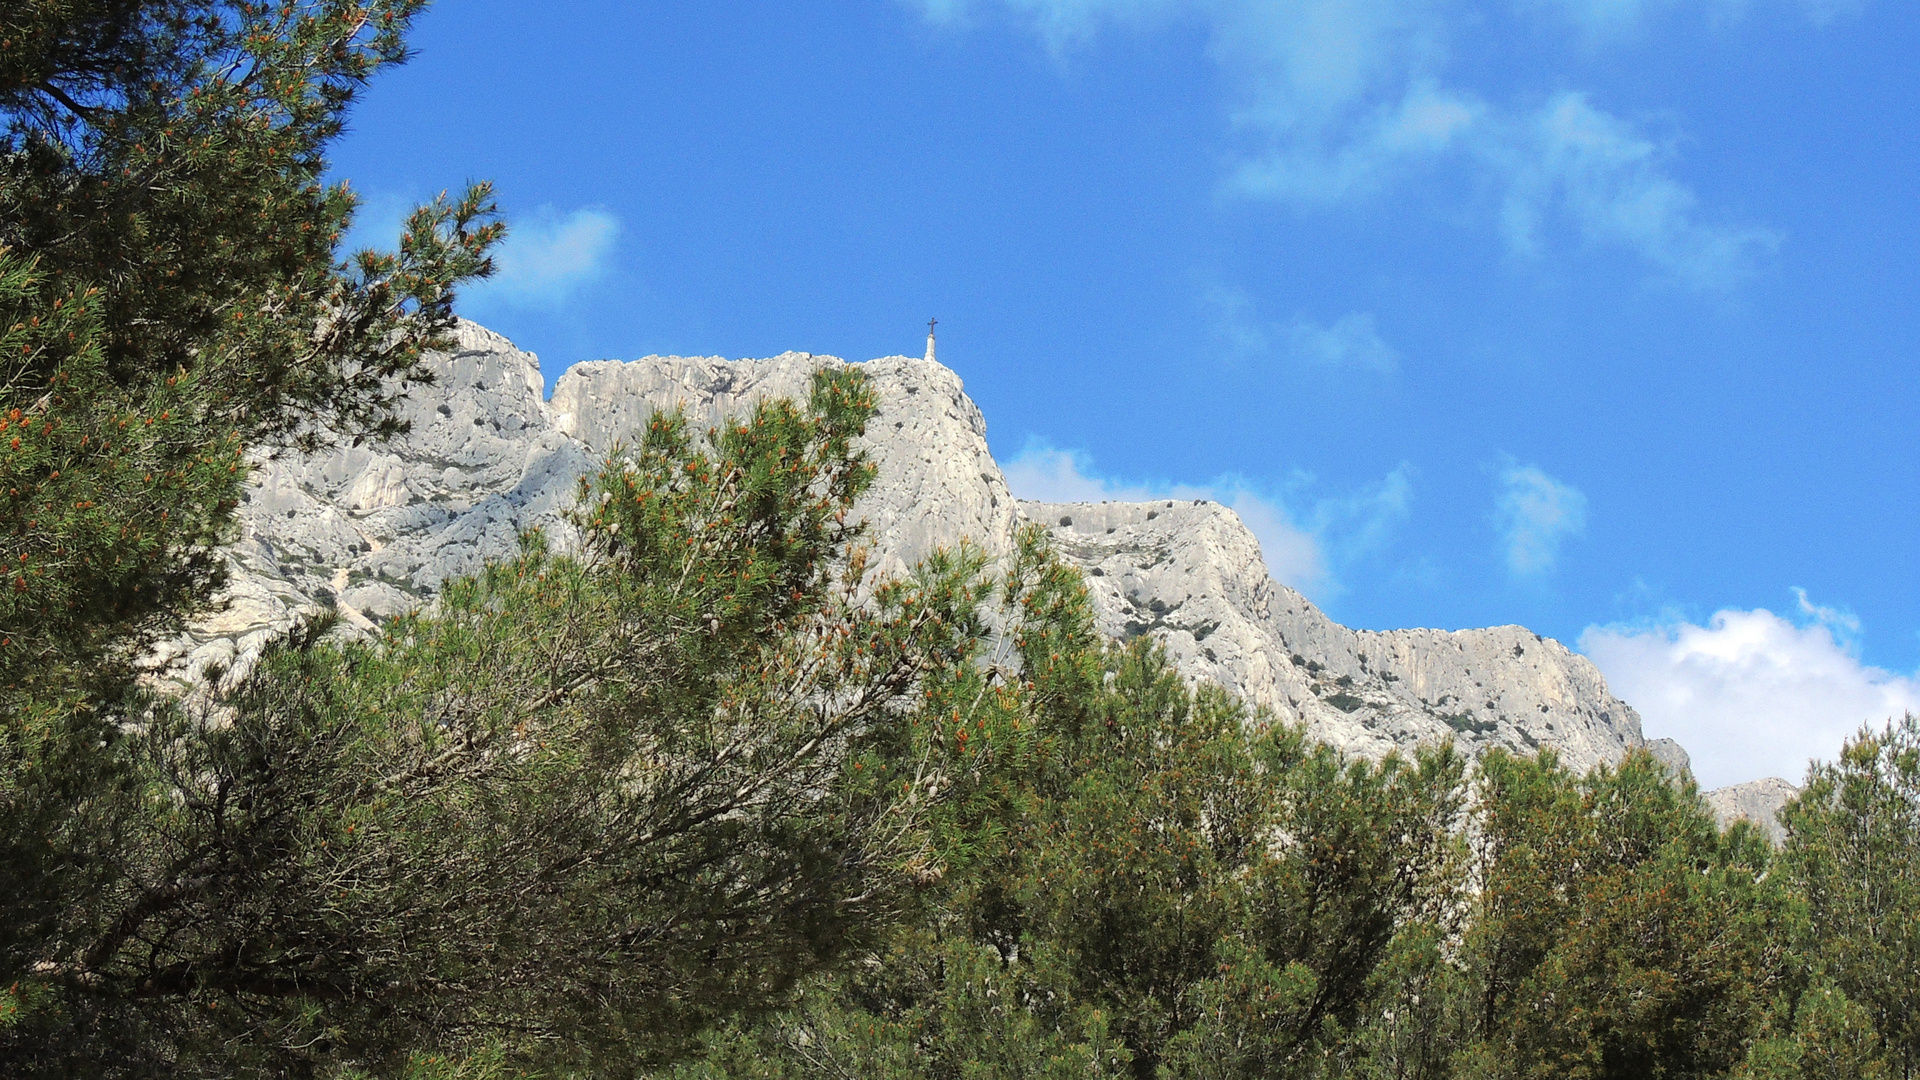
162 322 1792 827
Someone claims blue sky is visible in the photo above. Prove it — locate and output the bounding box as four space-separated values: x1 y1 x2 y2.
332 0 1919 787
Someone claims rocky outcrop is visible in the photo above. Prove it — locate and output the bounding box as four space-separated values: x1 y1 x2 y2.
155 323 593 684
1645 737 1693 780
1021 499 1643 773
179 322 1656 775
1705 778 1799 844
548 350 1019 581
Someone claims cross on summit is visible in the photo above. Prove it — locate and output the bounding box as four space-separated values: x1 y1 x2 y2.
924 317 937 363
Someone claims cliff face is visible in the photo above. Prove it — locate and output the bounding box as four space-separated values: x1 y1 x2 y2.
547 348 1020 582
180 322 1656 777
1705 778 1799 844
1019 499 1641 773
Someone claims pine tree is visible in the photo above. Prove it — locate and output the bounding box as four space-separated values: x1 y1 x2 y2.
1765 715 1920 1080
676 638 1467 1080
2 2 496 1071
1453 748 1785 1080
1 0 499 700
0 371 1043 1076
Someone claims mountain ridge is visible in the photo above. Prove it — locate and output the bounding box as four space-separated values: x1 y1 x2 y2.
164 321 1794 831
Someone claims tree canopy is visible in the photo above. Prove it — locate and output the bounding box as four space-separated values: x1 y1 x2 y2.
1 0 498 704
3 365 1104 1076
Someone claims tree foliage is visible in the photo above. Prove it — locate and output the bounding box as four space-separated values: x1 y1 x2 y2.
2 6 499 1068
1761 715 1920 1080
670 700 1912 1080
670 639 1469 1080
1453 748 1786 1080
1 0 499 701
2 369 1103 1077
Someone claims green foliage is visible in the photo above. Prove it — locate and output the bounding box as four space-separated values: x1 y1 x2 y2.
676 637 1467 1080
3 0 498 448
5 11 1919 1078
1776 715 1920 1080
1736 978 1887 1080
1162 731 1464 1080
678 935 1136 1080
0 253 243 692
0 370 1052 1077
1 0 499 699
1454 748 1786 1080
0 256 232 1006
0 4 497 1071
683 685 1906 1080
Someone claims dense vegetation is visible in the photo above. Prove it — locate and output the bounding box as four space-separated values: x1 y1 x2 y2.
4 4 1918 1079
664 647 1920 1080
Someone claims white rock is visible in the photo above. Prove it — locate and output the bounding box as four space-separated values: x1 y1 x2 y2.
1705 778 1798 844
1644 737 1692 781
551 352 1018 581
176 321 1660 775
1021 499 1644 773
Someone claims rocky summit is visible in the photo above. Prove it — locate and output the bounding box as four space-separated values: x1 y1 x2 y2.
167 322 1791 826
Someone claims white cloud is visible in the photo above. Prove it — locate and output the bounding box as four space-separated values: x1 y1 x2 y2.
1318 464 1414 556
1208 0 1441 126
1001 441 1413 599
465 206 621 312
1789 585 1860 642
1520 0 1717 41
1500 93 1780 287
1205 288 1399 372
911 0 1792 287
1287 311 1399 371
1204 285 1274 360
1582 596 1920 789
1495 462 1586 575
1000 442 1148 504
985 0 1181 45
1219 488 1332 597
1798 0 1865 23
1525 0 1862 38
1228 82 1481 203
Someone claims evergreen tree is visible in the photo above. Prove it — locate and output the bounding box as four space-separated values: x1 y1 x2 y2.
1453 748 1785 1080
0 371 1045 1077
1759 714 1920 1080
1 0 498 700
1 4 495 1067
675 638 1467 1080
6 13 1913 1078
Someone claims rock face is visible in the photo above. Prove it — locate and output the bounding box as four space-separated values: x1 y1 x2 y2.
1644 738 1692 780
155 323 593 682
1705 778 1799 844
186 322 1658 774
1633 739 1796 841
548 351 1019 581
1021 499 1643 773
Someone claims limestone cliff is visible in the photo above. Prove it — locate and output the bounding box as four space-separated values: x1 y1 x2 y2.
1704 778 1799 844
1022 499 1643 774
178 322 1696 787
